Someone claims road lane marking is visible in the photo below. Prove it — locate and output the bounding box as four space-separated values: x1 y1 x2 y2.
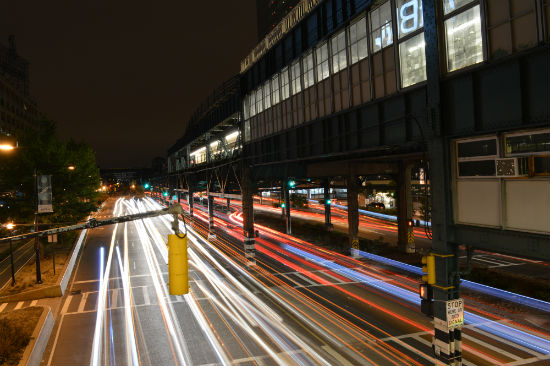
321 345 352 366
61 296 73 314
294 273 318 286
142 286 150 305
412 335 476 366
462 333 521 361
502 355 550 366
111 288 118 308
14 301 23 310
465 326 544 357
30 300 38 306
78 292 89 313
0 303 7 312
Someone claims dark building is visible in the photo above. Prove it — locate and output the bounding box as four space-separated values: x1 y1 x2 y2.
0 36 39 136
256 0 301 41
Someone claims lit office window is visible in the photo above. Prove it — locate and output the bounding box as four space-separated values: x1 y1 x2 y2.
349 16 368 64
291 60 302 95
244 120 251 141
303 51 315 89
243 96 250 120
281 67 290 100
331 29 347 73
315 42 330 81
443 0 476 15
249 91 256 116
445 4 483 72
263 80 272 109
272 73 280 105
399 33 426 87
396 0 424 39
256 87 264 113
370 2 393 53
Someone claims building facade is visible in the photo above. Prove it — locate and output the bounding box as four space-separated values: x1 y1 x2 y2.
0 36 39 136
257 0 302 40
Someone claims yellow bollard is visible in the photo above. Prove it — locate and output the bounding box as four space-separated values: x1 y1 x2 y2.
168 234 189 295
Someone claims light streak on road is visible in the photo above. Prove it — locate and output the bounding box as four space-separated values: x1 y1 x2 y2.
91 198 122 366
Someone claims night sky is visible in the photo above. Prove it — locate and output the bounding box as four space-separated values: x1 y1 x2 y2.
0 1 257 168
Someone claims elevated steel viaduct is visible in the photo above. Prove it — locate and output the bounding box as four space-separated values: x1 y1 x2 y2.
157 0 549 363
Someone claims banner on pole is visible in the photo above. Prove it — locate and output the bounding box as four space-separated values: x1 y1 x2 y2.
37 175 53 213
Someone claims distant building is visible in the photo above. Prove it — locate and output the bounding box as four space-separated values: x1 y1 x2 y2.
0 36 39 136
100 168 153 185
256 0 300 41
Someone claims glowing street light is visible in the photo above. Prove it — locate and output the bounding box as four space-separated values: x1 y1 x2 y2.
5 222 15 230
0 144 15 151
67 165 76 171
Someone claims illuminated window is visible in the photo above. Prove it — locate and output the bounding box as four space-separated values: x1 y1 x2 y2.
315 42 330 81
249 90 256 116
243 96 250 120
396 0 424 39
281 67 290 100
291 60 302 95
331 29 347 73
349 15 368 64
256 87 264 113
272 73 280 105
263 80 272 109
302 51 315 89
370 2 393 53
399 33 426 87
444 4 483 72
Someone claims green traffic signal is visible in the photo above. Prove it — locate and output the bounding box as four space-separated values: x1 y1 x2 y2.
281 203 286 208
163 191 168 197
144 183 150 189
288 180 296 188
326 199 331 205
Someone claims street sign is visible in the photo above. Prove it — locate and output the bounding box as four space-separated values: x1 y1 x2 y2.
446 298 464 329
37 175 53 213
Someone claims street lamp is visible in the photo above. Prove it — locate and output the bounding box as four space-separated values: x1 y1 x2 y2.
3 222 16 286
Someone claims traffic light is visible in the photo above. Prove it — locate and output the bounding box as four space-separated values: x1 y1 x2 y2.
163 191 169 197
421 253 435 285
288 180 296 188
144 183 150 189
168 234 189 295
281 203 286 208
419 283 433 317
325 199 331 205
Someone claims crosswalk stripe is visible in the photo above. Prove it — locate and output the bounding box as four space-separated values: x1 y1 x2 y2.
78 292 89 313
30 300 38 306
14 301 23 310
142 286 150 305
111 288 118 308
0 303 7 312
61 296 73 314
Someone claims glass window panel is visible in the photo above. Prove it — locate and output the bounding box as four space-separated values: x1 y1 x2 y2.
457 139 497 158
534 156 550 174
256 87 263 113
443 0 476 15
291 60 302 95
303 51 315 89
272 74 280 105
281 67 290 100
458 160 496 176
250 91 256 116
316 42 330 81
445 5 483 72
506 132 550 155
349 16 368 64
264 80 272 109
370 2 393 53
396 0 424 38
399 32 427 87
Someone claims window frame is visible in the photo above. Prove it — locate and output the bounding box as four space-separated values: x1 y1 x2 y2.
348 14 369 65
369 1 394 54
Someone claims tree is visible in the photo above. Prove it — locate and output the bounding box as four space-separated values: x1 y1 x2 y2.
0 118 100 226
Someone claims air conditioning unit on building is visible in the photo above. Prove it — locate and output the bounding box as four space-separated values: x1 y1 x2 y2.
495 157 529 177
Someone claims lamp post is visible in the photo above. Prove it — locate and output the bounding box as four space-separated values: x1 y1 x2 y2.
4 222 16 286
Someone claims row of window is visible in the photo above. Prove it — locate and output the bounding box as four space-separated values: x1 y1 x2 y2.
244 0 484 121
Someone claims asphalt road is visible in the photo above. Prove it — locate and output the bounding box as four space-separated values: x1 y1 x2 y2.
38 197 549 366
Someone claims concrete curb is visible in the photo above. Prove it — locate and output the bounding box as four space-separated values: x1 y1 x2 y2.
0 230 87 303
17 306 54 366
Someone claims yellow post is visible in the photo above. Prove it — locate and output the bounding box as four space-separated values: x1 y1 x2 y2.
168 234 189 295
421 253 436 285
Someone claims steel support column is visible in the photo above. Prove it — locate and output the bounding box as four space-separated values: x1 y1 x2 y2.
188 185 194 220
284 180 291 234
242 165 256 265
347 174 359 256
207 194 215 239
423 0 462 364
324 179 333 231
397 162 415 253
226 197 231 213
